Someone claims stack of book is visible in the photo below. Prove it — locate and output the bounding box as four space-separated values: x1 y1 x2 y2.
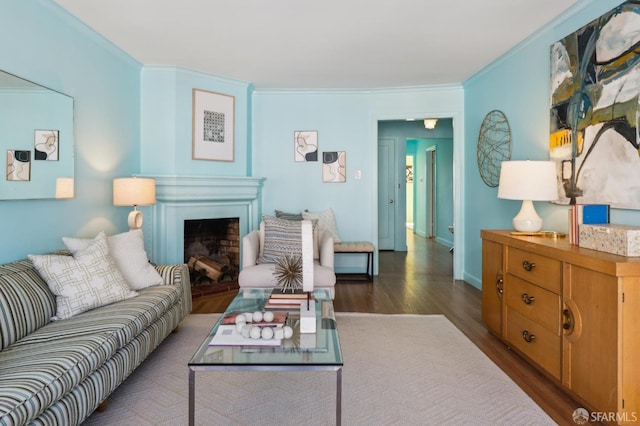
568 204 610 244
264 288 312 310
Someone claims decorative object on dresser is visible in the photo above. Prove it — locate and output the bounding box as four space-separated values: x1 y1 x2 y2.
113 176 156 230
481 229 640 424
497 160 558 232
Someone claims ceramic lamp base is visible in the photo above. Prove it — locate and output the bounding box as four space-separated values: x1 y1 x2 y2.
512 199 543 232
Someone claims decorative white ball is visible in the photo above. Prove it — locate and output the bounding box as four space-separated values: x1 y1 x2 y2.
273 328 284 340
253 311 263 322
261 327 274 340
262 311 274 323
241 325 252 338
243 312 253 322
283 325 294 339
249 326 262 339
235 322 245 333
235 314 247 325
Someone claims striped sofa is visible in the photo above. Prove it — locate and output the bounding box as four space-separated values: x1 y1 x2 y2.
0 254 192 426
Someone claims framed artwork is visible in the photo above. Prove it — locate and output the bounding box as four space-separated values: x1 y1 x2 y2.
550 1 640 209
34 130 59 161
6 150 31 181
322 151 346 183
192 89 235 162
294 130 318 162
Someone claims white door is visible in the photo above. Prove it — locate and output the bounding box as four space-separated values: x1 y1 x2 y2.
378 138 395 250
426 147 436 238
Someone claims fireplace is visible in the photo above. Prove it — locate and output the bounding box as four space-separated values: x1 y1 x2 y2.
184 217 239 285
145 175 265 268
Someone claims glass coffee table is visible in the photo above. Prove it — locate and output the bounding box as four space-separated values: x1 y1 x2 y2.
188 288 343 425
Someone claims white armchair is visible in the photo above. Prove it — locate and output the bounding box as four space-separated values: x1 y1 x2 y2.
238 222 336 298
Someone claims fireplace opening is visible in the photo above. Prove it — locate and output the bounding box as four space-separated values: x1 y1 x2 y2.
184 218 240 293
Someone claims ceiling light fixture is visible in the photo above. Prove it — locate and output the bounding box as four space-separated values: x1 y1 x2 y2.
424 119 438 129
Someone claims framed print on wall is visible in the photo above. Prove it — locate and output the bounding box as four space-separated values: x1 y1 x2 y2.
6 150 31 181
34 130 59 161
192 89 235 162
322 151 346 183
294 130 318 162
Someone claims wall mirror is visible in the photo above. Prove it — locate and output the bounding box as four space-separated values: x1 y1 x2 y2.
0 70 74 200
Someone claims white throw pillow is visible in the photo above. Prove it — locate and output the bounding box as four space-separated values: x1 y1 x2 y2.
29 232 138 320
63 229 163 290
303 208 341 243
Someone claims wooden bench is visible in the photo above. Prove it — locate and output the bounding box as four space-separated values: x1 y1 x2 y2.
334 241 374 281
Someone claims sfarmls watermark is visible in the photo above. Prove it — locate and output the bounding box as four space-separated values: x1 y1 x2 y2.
572 407 638 424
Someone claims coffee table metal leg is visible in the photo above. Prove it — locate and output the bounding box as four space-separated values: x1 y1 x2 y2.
336 367 342 426
189 368 195 426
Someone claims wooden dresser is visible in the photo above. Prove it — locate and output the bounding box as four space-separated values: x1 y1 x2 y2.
481 230 640 424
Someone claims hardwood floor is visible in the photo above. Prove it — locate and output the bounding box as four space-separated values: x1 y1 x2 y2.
191 231 593 426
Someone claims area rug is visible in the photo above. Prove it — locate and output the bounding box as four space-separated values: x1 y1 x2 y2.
83 313 554 425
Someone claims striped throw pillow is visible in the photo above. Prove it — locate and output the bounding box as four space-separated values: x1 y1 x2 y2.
258 216 314 264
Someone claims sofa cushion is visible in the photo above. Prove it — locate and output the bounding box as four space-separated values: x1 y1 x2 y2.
0 259 56 351
29 232 138 320
258 215 316 264
275 210 303 220
63 229 163 290
239 260 336 289
303 208 341 243
0 284 182 424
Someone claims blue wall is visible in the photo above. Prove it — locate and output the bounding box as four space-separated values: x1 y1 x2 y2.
0 0 141 263
462 0 628 287
252 88 464 274
140 66 253 177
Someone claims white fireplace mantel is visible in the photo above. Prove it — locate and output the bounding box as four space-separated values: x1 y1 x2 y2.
144 175 265 265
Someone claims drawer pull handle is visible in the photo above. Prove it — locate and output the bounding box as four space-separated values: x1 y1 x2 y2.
562 308 573 331
522 330 536 343
521 293 535 304
522 261 536 271
496 276 504 297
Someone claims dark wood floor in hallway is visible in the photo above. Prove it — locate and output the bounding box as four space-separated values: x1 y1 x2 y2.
192 231 593 425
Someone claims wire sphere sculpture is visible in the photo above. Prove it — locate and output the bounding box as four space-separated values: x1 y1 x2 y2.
477 110 512 187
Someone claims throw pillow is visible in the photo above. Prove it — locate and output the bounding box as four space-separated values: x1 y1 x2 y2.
29 233 138 320
258 216 316 264
302 208 341 243
63 229 163 290
275 210 303 220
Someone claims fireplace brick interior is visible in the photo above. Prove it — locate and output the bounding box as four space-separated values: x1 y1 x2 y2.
184 217 240 286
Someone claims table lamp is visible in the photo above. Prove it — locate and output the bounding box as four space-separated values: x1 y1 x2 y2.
55 177 74 199
113 177 156 230
497 160 558 232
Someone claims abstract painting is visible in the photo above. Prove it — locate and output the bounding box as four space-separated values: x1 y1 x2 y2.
322 151 346 183
192 89 235 162
6 150 30 181
294 131 318 162
34 130 59 161
550 1 640 209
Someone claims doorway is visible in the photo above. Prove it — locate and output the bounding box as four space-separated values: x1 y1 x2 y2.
377 119 454 259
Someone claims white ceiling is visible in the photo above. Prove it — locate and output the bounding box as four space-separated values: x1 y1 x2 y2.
52 0 578 89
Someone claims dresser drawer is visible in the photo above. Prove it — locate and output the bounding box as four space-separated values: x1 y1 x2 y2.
505 274 560 334
505 309 561 380
507 247 561 293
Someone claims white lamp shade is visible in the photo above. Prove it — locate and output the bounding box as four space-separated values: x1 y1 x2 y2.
113 177 156 206
498 161 558 201
55 177 74 199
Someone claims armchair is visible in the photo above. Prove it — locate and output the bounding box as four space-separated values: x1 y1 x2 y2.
238 222 336 298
